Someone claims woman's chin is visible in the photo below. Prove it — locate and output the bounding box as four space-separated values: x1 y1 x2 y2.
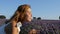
28 19 32 22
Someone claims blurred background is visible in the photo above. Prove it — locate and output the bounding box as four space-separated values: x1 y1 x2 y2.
0 0 60 20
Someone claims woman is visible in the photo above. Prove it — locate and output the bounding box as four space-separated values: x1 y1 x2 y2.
11 4 32 34
4 4 32 34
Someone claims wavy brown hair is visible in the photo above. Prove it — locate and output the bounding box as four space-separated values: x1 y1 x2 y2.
5 4 31 34
10 4 30 23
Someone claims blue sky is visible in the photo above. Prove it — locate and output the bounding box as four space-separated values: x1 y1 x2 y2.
0 0 60 20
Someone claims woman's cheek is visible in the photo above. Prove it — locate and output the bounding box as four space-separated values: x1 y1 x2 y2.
26 17 31 22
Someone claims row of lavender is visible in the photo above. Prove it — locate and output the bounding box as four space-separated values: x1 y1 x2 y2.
20 20 60 34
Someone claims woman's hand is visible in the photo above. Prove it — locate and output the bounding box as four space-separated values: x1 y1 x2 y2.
29 29 37 34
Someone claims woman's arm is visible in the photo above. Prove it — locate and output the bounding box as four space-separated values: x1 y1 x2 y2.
12 20 18 34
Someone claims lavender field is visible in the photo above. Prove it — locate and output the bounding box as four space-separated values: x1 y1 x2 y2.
0 19 60 34
20 20 60 34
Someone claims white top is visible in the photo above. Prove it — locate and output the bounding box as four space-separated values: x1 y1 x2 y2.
17 22 22 34
0 22 22 34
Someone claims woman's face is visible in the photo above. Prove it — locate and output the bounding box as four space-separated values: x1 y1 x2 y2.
25 8 32 22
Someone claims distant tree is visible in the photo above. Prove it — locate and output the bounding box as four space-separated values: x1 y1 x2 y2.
33 17 36 19
59 16 60 19
0 15 6 19
37 17 41 20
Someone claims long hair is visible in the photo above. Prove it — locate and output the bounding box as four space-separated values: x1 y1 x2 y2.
5 4 31 24
5 4 31 34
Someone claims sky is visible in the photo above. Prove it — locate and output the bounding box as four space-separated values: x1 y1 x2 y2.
0 0 60 20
